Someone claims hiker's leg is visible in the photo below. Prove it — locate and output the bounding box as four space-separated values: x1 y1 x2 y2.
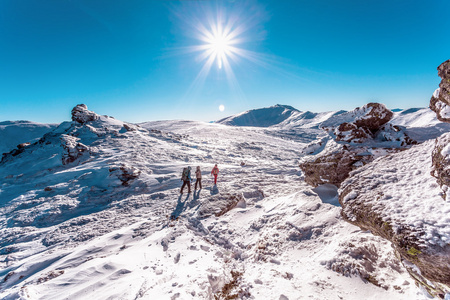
188 181 191 193
199 178 202 189
181 181 186 193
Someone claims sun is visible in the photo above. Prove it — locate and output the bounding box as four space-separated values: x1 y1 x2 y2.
219 104 225 111
206 32 232 69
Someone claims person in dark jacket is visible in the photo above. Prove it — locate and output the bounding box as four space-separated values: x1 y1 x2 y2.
180 166 192 194
195 166 202 190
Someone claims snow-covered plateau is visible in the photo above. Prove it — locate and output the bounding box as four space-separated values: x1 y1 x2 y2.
1 103 449 300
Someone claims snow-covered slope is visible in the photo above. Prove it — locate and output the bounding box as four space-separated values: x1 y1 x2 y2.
217 104 300 127
0 121 58 155
0 104 447 299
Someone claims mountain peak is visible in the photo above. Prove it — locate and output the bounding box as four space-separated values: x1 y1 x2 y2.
217 104 300 127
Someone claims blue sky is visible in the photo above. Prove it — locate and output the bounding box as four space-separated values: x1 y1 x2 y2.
1 0 449 123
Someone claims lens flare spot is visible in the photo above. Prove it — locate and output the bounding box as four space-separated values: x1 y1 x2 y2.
219 104 225 112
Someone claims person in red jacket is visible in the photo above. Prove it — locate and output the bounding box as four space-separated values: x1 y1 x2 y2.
211 164 219 185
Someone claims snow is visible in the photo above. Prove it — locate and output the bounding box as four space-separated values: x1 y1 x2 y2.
1 104 448 299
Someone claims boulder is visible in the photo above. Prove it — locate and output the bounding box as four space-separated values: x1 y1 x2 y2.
323 103 394 144
299 148 373 187
197 193 245 218
109 164 141 186
71 104 98 124
334 122 372 143
430 60 450 122
60 135 90 165
353 102 393 132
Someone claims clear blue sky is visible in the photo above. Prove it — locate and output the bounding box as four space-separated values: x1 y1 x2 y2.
1 0 449 123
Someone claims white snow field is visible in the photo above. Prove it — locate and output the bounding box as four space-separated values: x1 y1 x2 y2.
0 105 449 299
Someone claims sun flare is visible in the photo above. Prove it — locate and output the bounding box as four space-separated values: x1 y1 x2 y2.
206 32 232 69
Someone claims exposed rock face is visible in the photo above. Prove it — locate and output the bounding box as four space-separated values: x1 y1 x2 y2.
300 102 414 187
353 102 393 132
109 164 141 186
60 135 90 165
431 132 450 200
198 193 246 218
71 104 98 124
329 103 394 144
339 141 450 299
430 60 450 122
334 122 372 143
299 148 373 188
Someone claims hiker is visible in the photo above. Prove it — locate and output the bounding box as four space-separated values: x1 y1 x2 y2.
180 166 192 194
195 166 202 190
211 164 219 185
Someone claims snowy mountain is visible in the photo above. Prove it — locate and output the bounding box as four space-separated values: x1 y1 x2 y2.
0 121 58 155
0 102 449 299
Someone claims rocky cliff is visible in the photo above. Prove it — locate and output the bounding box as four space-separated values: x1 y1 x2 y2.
336 60 450 299
430 60 450 122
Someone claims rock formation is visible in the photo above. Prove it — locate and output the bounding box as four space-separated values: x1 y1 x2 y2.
300 102 415 187
430 60 450 122
339 142 450 299
60 135 90 165
71 104 98 124
337 60 450 299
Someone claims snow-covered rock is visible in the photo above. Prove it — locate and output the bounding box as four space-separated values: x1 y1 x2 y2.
71 104 99 124
300 103 415 187
432 132 450 200
430 60 450 122
339 141 450 298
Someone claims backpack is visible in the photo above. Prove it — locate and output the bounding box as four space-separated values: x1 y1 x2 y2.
181 168 189 181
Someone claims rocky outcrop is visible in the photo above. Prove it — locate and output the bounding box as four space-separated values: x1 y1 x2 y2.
430 60 450 122
71 104 98 124
109 164 141 186
431 132 450 200
300 103 414 187
334 122 372 143
339 141 450 299
328 103 394 144
300 147 373 187
60 135 90 165
198 193 246 218
376 124 417 147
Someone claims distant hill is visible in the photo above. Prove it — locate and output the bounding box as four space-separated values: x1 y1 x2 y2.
217 104 300 127
0 121 58 155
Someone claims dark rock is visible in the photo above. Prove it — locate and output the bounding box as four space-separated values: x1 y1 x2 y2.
109 164 141 186
299 148 373 187
431 132 450 200
430 60 450 123
17 143 31 149
60 135 90 165
71 104 98 124
335 122 372 143
353 103 393 132
198 193 245 218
